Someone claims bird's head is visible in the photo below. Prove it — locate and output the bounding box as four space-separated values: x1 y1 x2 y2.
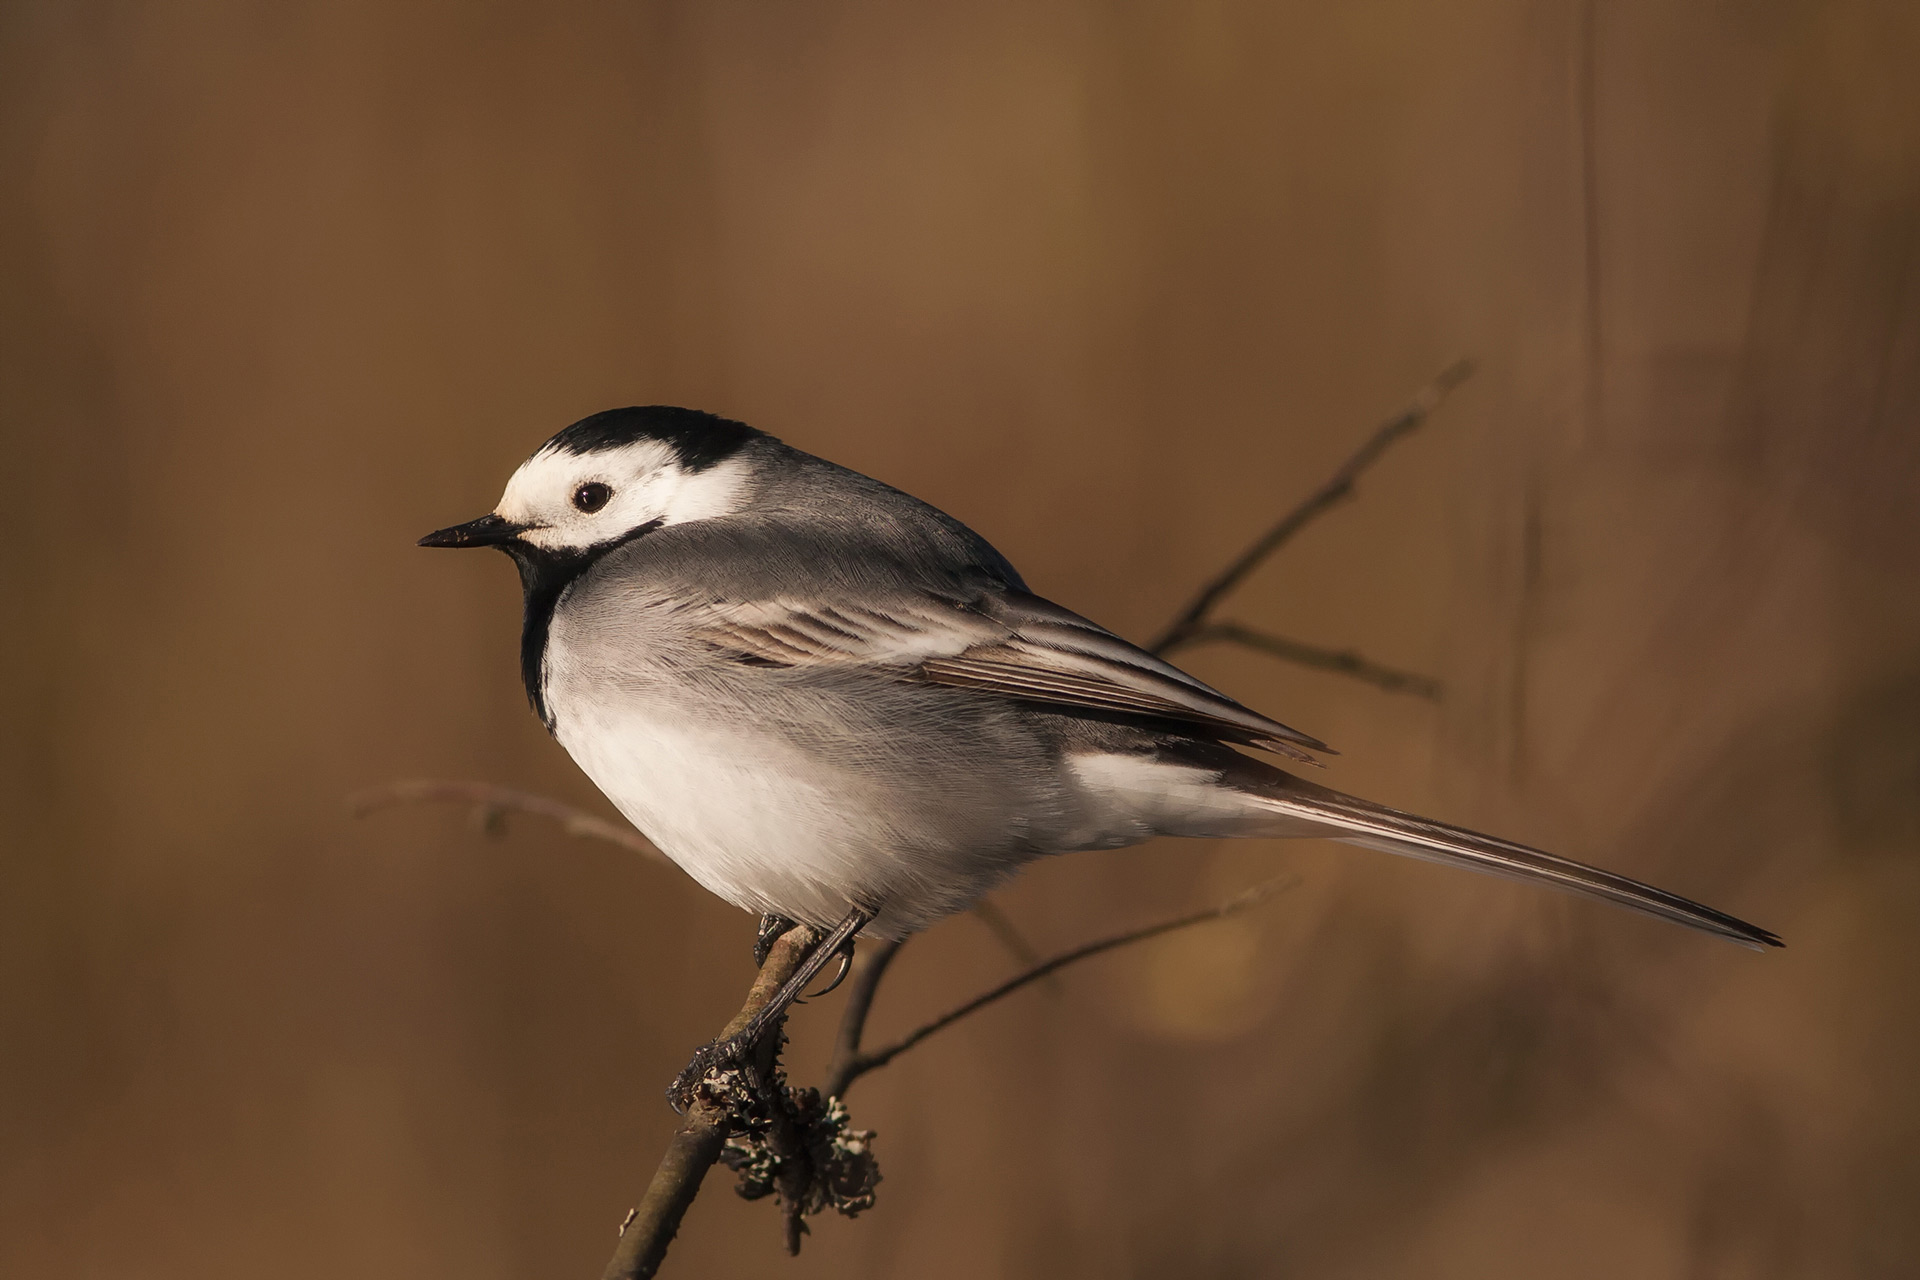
419 406 765 560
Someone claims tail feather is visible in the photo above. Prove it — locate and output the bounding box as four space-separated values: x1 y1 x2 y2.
1247 772 1782 950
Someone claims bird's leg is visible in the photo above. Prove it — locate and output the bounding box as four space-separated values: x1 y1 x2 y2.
668 904 874 1114
753 913 797 967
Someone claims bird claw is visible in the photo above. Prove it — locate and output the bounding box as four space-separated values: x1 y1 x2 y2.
801 941 855 1000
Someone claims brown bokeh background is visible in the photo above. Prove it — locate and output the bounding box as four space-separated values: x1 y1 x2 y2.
5 1 1919 1275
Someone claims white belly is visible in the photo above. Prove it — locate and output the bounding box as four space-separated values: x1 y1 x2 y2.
555 701 875 927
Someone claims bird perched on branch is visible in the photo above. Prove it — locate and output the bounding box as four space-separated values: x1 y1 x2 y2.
422 407 1779 1099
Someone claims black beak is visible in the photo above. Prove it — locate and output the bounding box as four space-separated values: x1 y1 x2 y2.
418 513 527 548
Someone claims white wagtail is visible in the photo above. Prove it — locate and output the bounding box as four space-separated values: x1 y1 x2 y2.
422 407 1780 1094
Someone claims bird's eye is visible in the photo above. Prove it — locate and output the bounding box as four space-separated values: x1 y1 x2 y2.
572 482 613 513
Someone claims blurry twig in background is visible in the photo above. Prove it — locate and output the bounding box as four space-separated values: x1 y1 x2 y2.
1171 622 1442 699
821 940 905 1103
1148 356 1473 685
348 778 669 861
824 874 1298 1101
353 361 1473 1276
962 897 1064 995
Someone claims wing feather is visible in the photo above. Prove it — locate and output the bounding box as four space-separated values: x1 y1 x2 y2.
696 587 1331 759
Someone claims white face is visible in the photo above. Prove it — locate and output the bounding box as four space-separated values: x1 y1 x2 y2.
493 438 753 552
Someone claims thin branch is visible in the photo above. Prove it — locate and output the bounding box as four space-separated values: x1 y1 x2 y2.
832 874 1299 1096
348 779 669 863
821 939 904 1102
967 898 1048 972
1167 622 1442 700
602 926 820 1280
1147 359 1474 655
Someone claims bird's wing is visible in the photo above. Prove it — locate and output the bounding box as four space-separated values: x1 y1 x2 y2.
697 587 1331 759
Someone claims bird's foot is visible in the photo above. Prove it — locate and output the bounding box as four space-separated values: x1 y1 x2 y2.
667 1029 767 1116
753 914 798 967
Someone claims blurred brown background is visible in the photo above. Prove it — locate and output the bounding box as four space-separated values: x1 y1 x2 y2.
4 1 1918 1276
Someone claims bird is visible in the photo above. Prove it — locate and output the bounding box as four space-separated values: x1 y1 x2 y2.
421 405 1780 1099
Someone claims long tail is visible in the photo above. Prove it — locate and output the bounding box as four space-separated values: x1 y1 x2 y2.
1239 769 1782 950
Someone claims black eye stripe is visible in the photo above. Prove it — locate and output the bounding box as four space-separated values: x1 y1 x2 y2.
573 481 613 513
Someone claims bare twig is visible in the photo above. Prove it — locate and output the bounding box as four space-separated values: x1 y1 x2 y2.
348 779 668 863
602 926 820 1280
831 874 1299 1096
1147 359 1474 656
821 939 904 1102
1170 622 1442 699
967 898 1049 972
